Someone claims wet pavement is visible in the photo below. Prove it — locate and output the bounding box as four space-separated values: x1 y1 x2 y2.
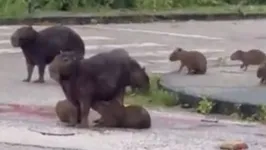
0 20 266 149
0 107 266 150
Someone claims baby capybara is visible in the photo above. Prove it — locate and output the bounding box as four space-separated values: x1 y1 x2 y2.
55 100 78 125
93 100 151 129
169 47 207 74
230 49 266 71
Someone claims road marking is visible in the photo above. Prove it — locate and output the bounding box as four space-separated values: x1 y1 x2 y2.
85 42 167 50
82 36 114 40
0 26 12 30
88 26 223 40
193 48 225 53
0 36 115 45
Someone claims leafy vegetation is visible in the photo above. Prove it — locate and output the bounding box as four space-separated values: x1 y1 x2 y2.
1 0 266 17
125 75 177 107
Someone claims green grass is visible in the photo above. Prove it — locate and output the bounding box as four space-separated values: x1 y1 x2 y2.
3 4 266 18
124 74 178 107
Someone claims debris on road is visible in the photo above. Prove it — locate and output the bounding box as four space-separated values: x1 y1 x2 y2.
220 140 248 150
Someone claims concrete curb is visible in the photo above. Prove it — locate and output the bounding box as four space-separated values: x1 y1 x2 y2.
157 76 263 119
2 13 266 25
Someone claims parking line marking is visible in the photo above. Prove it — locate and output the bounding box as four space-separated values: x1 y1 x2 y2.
88 26 224 40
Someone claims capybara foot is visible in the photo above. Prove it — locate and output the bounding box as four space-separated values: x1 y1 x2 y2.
33 79 45 83
23 78 30 82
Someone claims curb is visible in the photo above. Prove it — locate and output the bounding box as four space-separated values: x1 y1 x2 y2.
157 77 262 119
2 13 266 25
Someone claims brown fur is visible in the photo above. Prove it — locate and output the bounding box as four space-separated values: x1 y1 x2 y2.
93 100 151 129
257 60 266 84
169 47 207 74
55 100 78 124
230 49 266 71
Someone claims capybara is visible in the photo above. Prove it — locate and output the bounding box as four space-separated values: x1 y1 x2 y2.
93 100 151 129
55 50 149 128
169 47 207 74
55 100 78 124
10 25 85 83
230 49 266 71
257 60 266 84
48 48 150 94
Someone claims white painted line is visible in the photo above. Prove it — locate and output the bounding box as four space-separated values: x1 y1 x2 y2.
82 36 114 40
89 26 223 40
0 48 20 54
193 48 225 53
0 26 12 30
0 36 115 45
0 40 9 44
85 43 167 50
0 32 12 36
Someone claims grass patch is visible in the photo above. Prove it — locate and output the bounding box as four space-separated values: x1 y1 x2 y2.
3 4 266 18
124 74 177 107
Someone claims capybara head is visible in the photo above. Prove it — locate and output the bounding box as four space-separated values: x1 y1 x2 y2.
230 50 244 60
52 51 82 76
55 100 77 123
169 47 184 61
10 26 38 47
130 63 150 93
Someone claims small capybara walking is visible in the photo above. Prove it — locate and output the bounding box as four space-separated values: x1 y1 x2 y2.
169 47 207 74
230 49 266 71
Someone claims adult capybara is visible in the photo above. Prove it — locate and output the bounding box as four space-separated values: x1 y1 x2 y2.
169 47 207 74
55 50 150 128
10 25 85 83
49 48 150 93
93 100 151 129
257 60 266 84
55 100 78 124
230 49 266 71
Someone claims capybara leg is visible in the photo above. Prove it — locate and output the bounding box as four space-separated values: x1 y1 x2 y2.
240 63 244 69
260 78 264 84
76 99 91 128
178 63 184 73
34 64 46 83
23 63 34 82
243 65 248 71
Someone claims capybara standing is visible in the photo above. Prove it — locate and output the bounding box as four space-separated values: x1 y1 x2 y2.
169 47 207 74
257 60 266 84
55 100 78 124
10 25 85 83
55 50 150 128
93 100 151 129
49 48 150 94
230 49 266 71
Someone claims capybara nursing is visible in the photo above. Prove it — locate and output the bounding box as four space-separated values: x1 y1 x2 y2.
93 100 151 129
10 25 85 83
55 50 149 128
230 49 266 71
169 47 207 74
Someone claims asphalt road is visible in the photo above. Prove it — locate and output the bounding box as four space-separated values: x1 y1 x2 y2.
0 20 266 149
